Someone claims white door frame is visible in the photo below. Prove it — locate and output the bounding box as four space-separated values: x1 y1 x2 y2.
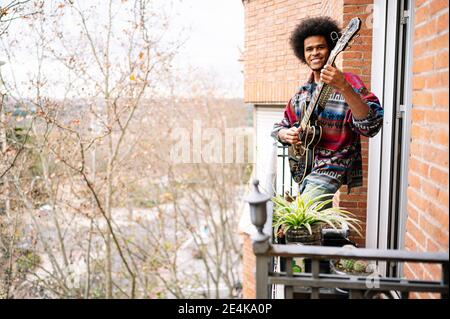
366 0 388 250
366 0 414 259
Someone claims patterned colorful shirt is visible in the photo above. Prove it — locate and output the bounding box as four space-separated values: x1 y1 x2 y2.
272 72 383 193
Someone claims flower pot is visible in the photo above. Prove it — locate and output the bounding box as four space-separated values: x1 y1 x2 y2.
329 259 375 277
285 223 323 245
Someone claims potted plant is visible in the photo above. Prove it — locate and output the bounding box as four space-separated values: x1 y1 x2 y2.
272 189 363 274
330 245 377 276
272 188 362 246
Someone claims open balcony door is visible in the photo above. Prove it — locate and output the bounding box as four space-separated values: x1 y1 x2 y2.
367 0 414 278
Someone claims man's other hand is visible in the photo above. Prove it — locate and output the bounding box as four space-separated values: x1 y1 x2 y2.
279 127 302 145
320 64 352 93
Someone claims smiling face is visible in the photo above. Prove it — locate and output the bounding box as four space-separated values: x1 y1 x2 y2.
304 35 330 71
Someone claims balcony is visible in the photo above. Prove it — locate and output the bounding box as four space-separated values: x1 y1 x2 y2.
247 180 449 299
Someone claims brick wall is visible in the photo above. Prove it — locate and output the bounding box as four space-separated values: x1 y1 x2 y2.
404 0 449 299
241 233 256 298
243 0 368 104
243 0 322 104
322 0 344 28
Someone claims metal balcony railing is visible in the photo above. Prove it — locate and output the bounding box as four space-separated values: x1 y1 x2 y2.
247 180 449 299
276 144 295 196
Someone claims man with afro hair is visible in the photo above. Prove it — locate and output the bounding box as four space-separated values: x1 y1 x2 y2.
272 16 383 200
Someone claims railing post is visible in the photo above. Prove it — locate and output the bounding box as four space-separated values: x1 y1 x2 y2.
311 259 320 299
442 261 449 299
246 179 271 299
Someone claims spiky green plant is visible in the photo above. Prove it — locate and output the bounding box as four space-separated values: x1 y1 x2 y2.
339 259 355 270
272 187 363 238
353 260 368 272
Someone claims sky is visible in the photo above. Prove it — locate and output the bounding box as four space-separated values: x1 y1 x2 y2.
168 0 245 97
0 0 245 99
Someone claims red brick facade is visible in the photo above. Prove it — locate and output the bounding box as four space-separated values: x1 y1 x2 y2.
241 233 256 298
243 0 343 103
404 0 449 299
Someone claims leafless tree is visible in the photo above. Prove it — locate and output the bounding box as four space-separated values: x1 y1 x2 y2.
1 0 180 298
1 0 250 299
0 0 42 36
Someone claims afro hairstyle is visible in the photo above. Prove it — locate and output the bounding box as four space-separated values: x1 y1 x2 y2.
290 16 341 64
